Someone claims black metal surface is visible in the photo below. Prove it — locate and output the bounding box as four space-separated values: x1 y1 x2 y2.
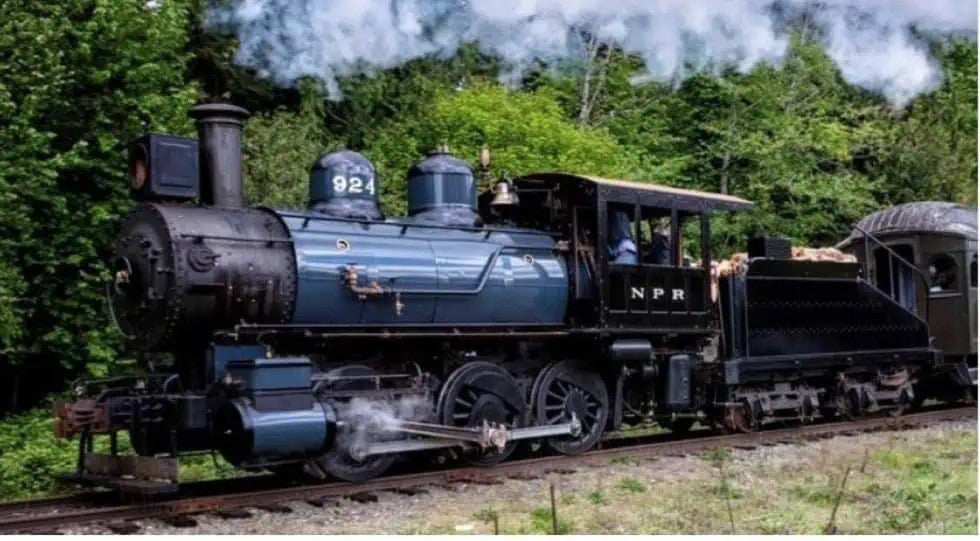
739 276 928 356
746 258 860 279
665 354 694 407
608 339 653 362
605 264 709 331
128 134 199 202
189 103 249 208
108 203 296 355
747 236 791 259
719 258 936 384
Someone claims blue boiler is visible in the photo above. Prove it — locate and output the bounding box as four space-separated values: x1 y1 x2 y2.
276 211 569 327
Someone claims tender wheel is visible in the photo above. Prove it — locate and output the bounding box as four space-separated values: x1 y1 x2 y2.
532 361 609 455
888 387 913 417
436 361 526 466
836 387 864 421
722 403 753 433
722 393 761 433
799 393 817 424
310 365 396 482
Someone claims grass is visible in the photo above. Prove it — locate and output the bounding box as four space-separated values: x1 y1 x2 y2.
527 507 572 534
404 426 978 534
0 408 240 502
618 477 647 493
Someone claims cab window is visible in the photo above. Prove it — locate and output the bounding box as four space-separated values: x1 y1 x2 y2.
642 215 672 266
928 254 959 292
607 205 638 265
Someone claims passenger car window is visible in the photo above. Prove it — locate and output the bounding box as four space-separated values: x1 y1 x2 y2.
928 254 959 292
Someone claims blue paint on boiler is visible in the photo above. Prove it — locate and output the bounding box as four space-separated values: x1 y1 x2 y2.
275 211 568 326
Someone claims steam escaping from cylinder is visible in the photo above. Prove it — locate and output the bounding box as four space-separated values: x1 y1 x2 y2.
336 396 434 453
208 0 975 107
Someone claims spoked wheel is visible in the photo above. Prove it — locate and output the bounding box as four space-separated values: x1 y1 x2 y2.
532 361 609 455
437 361 526 466
310 365 396 482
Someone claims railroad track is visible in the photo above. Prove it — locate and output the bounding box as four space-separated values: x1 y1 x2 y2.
0 405 974 534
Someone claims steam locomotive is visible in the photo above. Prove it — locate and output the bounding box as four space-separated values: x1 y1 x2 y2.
53 104 976 492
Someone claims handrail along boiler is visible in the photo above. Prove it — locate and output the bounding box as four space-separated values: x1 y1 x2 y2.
53 103 975 492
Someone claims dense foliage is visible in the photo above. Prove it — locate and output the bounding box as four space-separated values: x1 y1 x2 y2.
0 2 975 416
0 0 198 411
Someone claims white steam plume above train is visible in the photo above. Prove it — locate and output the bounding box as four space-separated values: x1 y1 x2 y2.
210 0 977 106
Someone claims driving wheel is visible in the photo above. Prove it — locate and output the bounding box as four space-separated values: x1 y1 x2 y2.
436 361 526 466
531 361 609 455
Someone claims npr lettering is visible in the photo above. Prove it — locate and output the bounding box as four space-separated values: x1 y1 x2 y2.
630 287 685 301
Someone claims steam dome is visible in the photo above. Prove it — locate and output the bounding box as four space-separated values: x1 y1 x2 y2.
407 149 480 227
309 150 382 220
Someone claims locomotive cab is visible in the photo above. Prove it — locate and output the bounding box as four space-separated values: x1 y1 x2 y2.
507 173 752 331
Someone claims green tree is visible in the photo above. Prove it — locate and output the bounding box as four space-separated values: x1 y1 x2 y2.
0 0 198 411
326 45 501 150
531 46 693 183
662 36 885 252
365 82 643 215
870 39 977 205
243 81 335 209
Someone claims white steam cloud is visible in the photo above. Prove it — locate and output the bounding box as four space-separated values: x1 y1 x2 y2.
338 396 432 453
211 0 977 106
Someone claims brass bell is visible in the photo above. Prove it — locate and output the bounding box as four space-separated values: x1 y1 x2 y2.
490 179 519 207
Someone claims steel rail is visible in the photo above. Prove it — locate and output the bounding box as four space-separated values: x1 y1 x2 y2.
0 405 973 534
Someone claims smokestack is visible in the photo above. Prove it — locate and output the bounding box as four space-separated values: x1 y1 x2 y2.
189 103 250 208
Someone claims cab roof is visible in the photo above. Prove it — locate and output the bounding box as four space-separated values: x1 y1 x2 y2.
515 172 754 213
